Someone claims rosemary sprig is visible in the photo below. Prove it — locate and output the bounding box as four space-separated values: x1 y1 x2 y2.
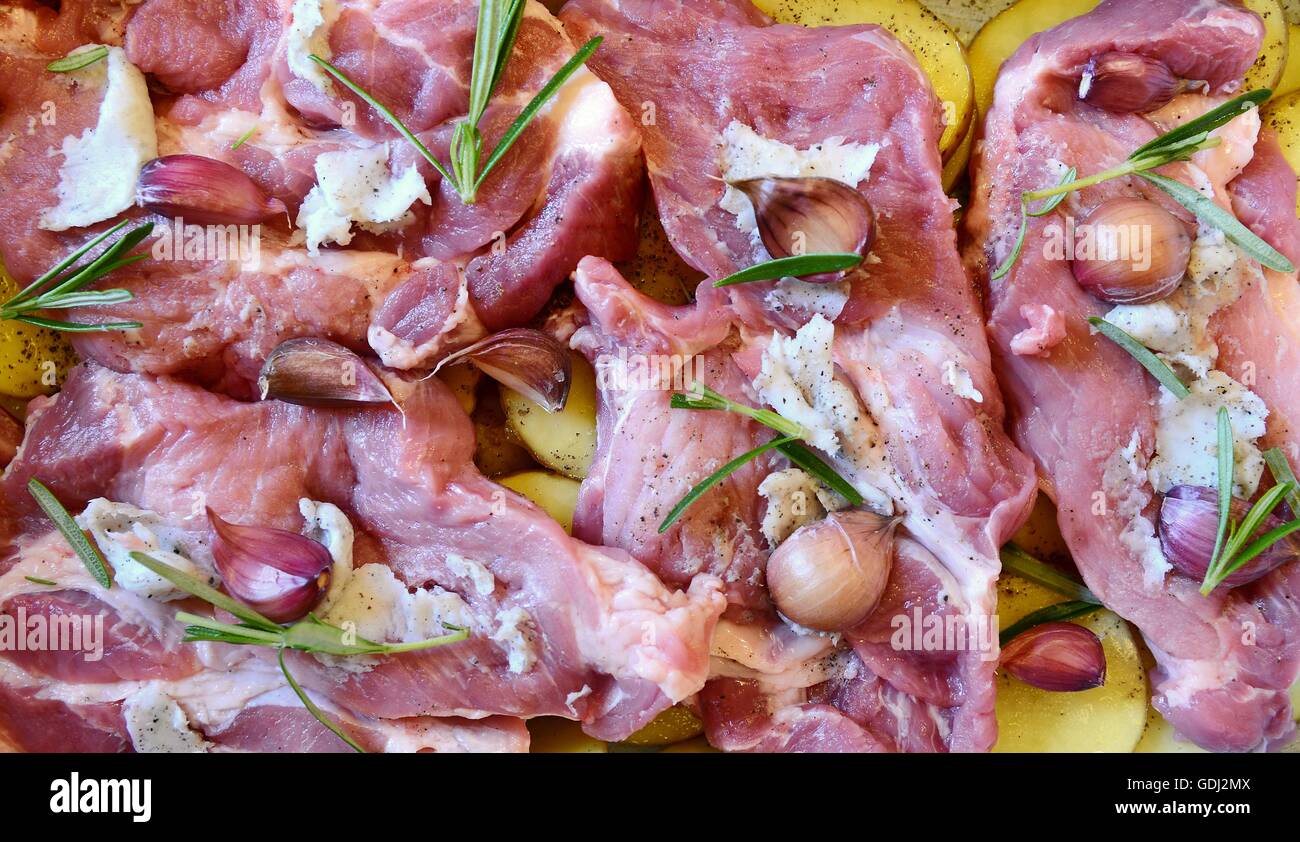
658 436 797 533
990 167 1076 281
47 46 108 73
27 478 112 589
999 600 1102 647
712 253 864 288
230 126 257 151
995 90 1293 279
1 220 150 333
658 382 864 532
1200 412 1300 594
1087 317 1190 399
24 576 58 587
999 544 1100 604
1263 447 1300 515
129 551 468 752
309 1 601 205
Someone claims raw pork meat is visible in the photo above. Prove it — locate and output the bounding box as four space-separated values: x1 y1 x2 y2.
561 0 1037 752
0 0 641 390
963 0 1300 751
0 364 725 750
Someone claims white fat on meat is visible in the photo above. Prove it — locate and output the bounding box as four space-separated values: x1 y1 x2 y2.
75 499 212 601
1103 431 1171 588
285 0 341 93
718 121 878 318
491 606 539 674
122 684 212 753
296 144 432 253
1148 370 1268 497
718 121 879 239
757 467 845 548
39 45 158 231
318 563 475 646
941 359 983 403
298 498 354 613
752 314 892 512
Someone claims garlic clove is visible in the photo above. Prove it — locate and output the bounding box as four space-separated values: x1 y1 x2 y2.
435 328 571 413
137 154 287 226
258 338 393 408
765 509 896 632
1158 484 1297 588
1080 52 1183 113
1070 198 1190 304
207 508 333 623
1000 621 1106 692
730 176 876 282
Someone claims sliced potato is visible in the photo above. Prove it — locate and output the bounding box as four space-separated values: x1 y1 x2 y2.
970 0 1285 118
752 0 973 159
1008 494 1073 567
1244 0 1289 92
0 272 75 399
1134 705 1208 753
969 0 1099 118
498 470 581 534
1274 23 1300 99
992 575 1147 753
1262 90 1300 216
615 196 702 306
501 351 597 480
472 386 537 478
437 363 479 415
621 705 705 747
942 123 973 192
527 717 608 753
660 737 720 753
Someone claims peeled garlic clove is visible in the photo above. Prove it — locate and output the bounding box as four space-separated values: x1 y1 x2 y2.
1158 485 1297 588
435 328 571 412
137 154 287 225
207 508 333 623
766 509 896 632
1080 52 1183 113
1071 198 1190 304
730 176 875 282
1000 621 1106 692
258 338 393 408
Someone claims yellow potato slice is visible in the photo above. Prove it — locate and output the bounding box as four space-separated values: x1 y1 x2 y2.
752 0 974 158
527 717 608 753
437 363 479 415
0 272 76 399
501 351 597 480
1244 0 1288 92
1134 705 1208 753
498 470 581 534
992 575 1147 752
621 705 704 747
1262 90 1300 216
472 386 537 478
942 122 973 192
1273 23 1300 99
969 0 1099 118
615 196 703 306
970 0 1286 118
660 737 721 753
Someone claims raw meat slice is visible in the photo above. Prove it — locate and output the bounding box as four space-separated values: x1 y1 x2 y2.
559 0 1035 752
0 0 641 387
0 364 725 750
963 0 1300 751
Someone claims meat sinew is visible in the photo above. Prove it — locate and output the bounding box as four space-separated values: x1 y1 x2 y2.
562 0 1037 751
964 0 1300 751
0 0 641 392
0 365 725 750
